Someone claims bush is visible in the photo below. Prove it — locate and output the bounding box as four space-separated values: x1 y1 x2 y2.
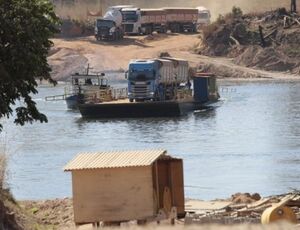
201 7 244 43
216 14 226 24
232 6 243 18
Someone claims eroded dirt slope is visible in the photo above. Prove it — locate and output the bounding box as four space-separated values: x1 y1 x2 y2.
49 33 200 80
49 32 299 82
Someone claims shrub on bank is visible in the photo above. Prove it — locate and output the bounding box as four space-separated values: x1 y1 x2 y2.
59 19 95 37
202 6 243 42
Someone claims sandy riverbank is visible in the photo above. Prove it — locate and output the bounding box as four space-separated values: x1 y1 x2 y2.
48 33 299 82
14 192 299 230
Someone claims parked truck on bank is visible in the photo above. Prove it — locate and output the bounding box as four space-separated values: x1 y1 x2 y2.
196 6 211 28
126 58 189 102
95 5 134 41
95 5 211 40
122 7 199 34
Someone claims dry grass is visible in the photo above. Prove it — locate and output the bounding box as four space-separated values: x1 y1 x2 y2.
72 222 298 230
52 0 300 21
202 6 237 40
55 2 102 21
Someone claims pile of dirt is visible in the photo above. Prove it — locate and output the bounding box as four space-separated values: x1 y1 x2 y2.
198 7 300 74
0 192 73 229
0 189 37 230
21 198 74 229
59 19 94 38
231 192 261 204
140 33 171 43
48 47 88 81
234 45 298 72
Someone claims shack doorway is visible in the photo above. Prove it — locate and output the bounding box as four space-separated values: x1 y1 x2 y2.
152 158 185 218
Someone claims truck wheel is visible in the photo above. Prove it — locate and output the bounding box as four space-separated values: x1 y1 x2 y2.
146 27 152 35
178 25 183 33
117 31 122 39
129 99 134 103
112 32 116 41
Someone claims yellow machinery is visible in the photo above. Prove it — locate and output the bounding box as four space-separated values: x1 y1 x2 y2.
261 195 298 224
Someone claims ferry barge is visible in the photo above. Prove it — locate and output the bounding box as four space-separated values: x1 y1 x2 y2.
78 72 219 118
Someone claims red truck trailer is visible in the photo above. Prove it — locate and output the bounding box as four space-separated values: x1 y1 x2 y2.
121 7 198 35
163 7 198 33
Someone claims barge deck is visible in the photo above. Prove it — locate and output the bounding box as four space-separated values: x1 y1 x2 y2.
79 99 205 118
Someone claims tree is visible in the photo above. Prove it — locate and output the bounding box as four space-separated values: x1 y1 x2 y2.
232 6 243 18
291 0 297 13
0 0 60 130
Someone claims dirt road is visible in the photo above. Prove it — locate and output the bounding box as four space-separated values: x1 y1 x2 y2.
49 33 200 80
49 33 299 81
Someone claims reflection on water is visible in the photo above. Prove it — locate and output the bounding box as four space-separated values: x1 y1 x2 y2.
2 81 300 200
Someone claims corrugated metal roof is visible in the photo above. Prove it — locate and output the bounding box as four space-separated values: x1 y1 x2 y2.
64 149 167 171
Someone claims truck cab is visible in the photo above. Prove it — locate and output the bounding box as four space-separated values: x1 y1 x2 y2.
121 8 141 34
107 5 135 11
127 60 159 102
95 19 118 40
95 5 134 41
196 6 211 27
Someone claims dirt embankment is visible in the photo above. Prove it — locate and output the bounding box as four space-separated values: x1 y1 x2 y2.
54 0 299 22
0 189 39 230
20 198 74 229
48 32 300 82
48 33 200 81
15 192 300 230
0 192 299 229
48 8 300 81
197 8 300 75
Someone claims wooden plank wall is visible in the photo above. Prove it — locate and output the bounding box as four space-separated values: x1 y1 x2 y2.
156 159 185 216
72 166 154 224
170 159 185 216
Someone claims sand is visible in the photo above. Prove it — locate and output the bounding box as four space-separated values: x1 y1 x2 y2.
49 33 299 82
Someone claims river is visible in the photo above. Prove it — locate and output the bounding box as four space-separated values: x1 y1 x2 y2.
1 79 300 200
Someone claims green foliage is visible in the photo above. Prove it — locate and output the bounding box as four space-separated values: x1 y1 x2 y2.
30 207 39 214
0 0 60 130
232 6 243 18
216 14 225 24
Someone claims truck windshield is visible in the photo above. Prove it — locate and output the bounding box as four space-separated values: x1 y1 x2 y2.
97 20 114 27
198 12 209 19
129 70 155 80
122 11 138 22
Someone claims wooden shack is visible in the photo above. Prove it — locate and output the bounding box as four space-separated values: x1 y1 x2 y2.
64 149 184 225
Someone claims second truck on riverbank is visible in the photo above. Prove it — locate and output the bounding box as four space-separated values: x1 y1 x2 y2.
95 6 211 40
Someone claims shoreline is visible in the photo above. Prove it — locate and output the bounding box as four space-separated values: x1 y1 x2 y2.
41 74 300 87
48 35 300 82
17 191 300 229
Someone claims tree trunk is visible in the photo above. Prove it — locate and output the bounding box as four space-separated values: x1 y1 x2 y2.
259 26 266 47
291 0 297 13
